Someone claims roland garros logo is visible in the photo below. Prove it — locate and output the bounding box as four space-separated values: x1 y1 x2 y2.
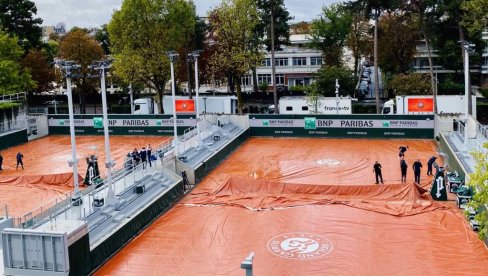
267 232 333 260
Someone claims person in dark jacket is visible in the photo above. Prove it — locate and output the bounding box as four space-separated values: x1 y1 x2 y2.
147 144 152 167
400 159 408 183
16 152 24 170
0 153 3 171
427 156 437 176
140 147 147 169
132 148 140 166
399 146 409 159
373 161 384 184
413 159 423 184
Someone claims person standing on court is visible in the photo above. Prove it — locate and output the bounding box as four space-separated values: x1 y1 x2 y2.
147 144 152 167
399 146 409 159
0 153 3 171
373 161 384 184
140 147 147 169
400 159 408 183
413 159 423 184
427 156 437 176
16 152 24 170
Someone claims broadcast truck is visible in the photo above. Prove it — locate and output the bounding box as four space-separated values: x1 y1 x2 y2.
381 95 468 115
133 96 237 115
278 96 353 114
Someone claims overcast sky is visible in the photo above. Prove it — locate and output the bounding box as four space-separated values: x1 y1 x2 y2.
32 0 342 29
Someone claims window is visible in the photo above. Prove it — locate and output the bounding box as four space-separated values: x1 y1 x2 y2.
302 106 309 111
275 58 288 66
292 57 307 66
241 75 252 86
261 58 271 67
258 74 272 84
275 74 284 85
311 57 323 66
286 106 293 111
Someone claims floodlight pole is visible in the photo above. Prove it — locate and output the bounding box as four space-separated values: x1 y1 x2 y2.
189 51 202 145
167 51 179 155
335 79 340 115
461 41 474 147
64 65 81 203
98 62 115 204
129 84 134 114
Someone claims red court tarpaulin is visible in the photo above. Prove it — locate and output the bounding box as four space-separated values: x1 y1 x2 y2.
97 138 488 275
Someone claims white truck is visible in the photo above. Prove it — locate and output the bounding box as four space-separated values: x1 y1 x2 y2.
382 95 469 115
133 96 237 115
278 96 352 114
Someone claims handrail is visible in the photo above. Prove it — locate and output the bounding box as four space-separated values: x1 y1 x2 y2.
14 137 175 229
0 92 26 102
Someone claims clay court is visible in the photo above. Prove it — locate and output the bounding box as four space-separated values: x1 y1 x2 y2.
0 135 170 217
96 138 488 275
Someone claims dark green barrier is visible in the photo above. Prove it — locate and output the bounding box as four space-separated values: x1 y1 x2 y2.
89 181 184 273
194 130 250 184
68 233 90 276
249 114 434 139
0 129 28 150
48 114 197 136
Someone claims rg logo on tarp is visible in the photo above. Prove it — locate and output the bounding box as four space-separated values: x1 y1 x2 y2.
267 232 333 260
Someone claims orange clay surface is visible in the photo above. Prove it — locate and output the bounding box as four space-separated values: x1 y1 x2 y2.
97 138 488 276
0 135 170 217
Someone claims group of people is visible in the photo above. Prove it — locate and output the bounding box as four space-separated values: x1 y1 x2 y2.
0 152 24 171
373 146 438 185
129 145 153 169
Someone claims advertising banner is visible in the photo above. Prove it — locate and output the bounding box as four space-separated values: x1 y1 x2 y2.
175 99 195 113
407 97 434 113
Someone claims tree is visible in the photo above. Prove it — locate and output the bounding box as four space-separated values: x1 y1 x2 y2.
256 0 292 52
387 73 432 95
58 29 105 113
0 31 34 95
344 1 373 79
108 0 196 113
20 50 54 93
208 0 263 113
359 0 401 113
461 0 488 36
467 145 488 240
378 12 418 74
309 3 353 66
95 24 111 55
314 66 356 97
0 0 42 49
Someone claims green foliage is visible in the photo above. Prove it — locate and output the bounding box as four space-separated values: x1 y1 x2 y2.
480 88 488 99
109 0 196 113
95 24 111 55
0 31 35 95
309 3 353 66
438 75 464 95
461 0 488 36
0 101 21 110
258 82 269 93
21 50 55 93
290 85 307 93
387 73 432 95
208 0 263 113
0 0 42 49
314 66 355 97
256 0 292 51
304 84 322 114
378 12 418 74
467 146 488 239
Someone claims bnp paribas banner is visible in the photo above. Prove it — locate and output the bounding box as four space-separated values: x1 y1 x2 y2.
249 114 434 139
48 115 196 135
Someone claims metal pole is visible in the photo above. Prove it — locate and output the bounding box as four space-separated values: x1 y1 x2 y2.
374 8 380 113
464 47 469 146
194 56 201 145
101 67 115 204
66 76 81 200
129 84 134 114
335 79 340 115
170 60 179 155
270 0 278 114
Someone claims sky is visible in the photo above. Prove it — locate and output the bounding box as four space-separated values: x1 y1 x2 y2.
32 0 341 29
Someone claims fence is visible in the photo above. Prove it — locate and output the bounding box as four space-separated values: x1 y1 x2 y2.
0 92 26 102
0 118 26 133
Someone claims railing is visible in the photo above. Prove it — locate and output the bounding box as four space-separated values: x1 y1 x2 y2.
1 204 9 219
0 92 26 102
0 118 26 133
14 138 175 229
